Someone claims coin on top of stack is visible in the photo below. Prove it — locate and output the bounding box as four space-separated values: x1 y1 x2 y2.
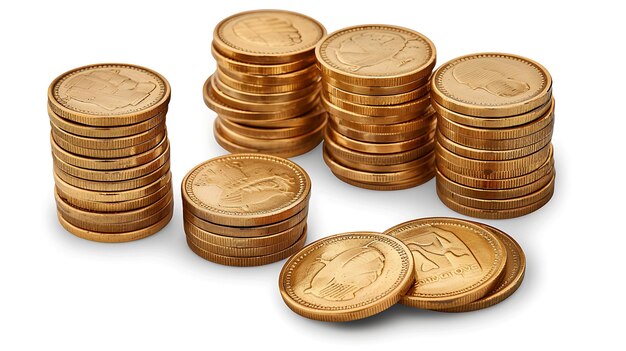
203 10 328 158
182 153 311 266
316 25 437 190
431 53 555 219
49 63 173 242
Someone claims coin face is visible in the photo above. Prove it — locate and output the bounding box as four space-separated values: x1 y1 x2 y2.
279 232 414 321
182 154 311 226
49 64 170 119
213 10 326 62
432 53 552 116
316 25 436 85
384 217 506 309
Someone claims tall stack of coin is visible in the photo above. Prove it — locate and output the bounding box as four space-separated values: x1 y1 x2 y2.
49 63 173 242
182 154 310 266
431 53 555 219
203 10 327 158
316 25 437 190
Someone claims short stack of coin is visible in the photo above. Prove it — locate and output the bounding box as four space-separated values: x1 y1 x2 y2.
182 154 310 266
316 25 437 190
432 53 556 219
203 10 328 158
279 217 526 322
49 63 173 242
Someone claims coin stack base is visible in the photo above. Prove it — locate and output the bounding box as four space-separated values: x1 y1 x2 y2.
49 64 173 242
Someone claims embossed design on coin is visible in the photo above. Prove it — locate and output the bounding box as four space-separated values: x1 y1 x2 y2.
304 242 385 301
452 59 530 97
233 16 302 47
336 32 416 72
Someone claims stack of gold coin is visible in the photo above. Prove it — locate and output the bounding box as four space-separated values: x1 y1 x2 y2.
49 63 174 243
316 25 437 190
432 53 555 219
279 217 526 322
203 10 328 158
182 154 310 266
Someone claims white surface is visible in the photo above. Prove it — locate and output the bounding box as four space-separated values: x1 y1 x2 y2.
0 0 622 349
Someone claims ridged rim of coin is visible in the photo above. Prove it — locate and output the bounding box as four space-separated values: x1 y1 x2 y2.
329 117 435 143
56 183 172 213
322 95 421 125
322 90 430 117
316 25 436 86
326 146 434 173
215 117 325 149
48 105 167 138
217 63 319 86
219 105 326 128
218 116 321 140
214 126 323 158
214 73 320 103
50 122 165 150
437 130 552 161
52 130 166 159
182 153 311 226
211 45 316 75
182 206 308 238
48 63 170 126
437 186 554 219
53 162 170 192
333 170 434 191
55 188 173 224
438 223 525 312
431 53 552 117
436 167 554 200
439 121 554 151
322 75 429 96
50 135 169 171
328 108 435 134
279 232 415 322
57 208 172 243
187 229 307 267
322 80 430 106
212 10 326 64
327 124 434 154
216 68 320 93
384 217 507 309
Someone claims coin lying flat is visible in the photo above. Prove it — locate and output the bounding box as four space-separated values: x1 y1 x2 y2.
384 218 507 310
279 232 414 322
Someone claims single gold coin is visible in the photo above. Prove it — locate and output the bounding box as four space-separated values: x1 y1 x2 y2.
438 120 554 151
384 217 507 309
436 130 552 161
52 130 166 159
329 116 434 143
216 68 320 94
56 182 172 213
316 25 436 86
50 121 165 150
214 127 322 158
217 63 319 86
53 162 170 192
211 44 316 75
326 123 434 154
187 228 307 267
323 75 429 96
57 207 172 243
212 10 326 64
182 154 311 227
326 146 434 173
322 95 419 125
431 53 552 117
322 90 430 117
279 232 415 322
50 134 169 171
328 107 435 134
48 63 170 126
218 116 322 140
322 80 430 106
214 73 319 104
333 170 434 191
438 224 526 312
220 105 326 128
182 206 308 238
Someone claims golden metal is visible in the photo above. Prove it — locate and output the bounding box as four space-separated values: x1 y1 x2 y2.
328 107 435 134
322 90 430 117
217 63 319 86
322 95 420 125
219 105 326 128
214 129 322 158
53 162 170 192
439 121 554 151
216 68 320 94
322 80 430 106
52 130 166 159
50 122 165 150
214 74 319 104
214 118 324 150
436 130 551 161
329 117 435 143
333 171 434 191
56 183 172 213
322 75 429 96
211 44 316 75
326 147 434 173
218 116 321 140
326 124 434 154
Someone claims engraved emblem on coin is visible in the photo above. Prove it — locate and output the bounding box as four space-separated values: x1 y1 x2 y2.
452 60 530 97
304 242 385 301
233 16 302 47
404 225 482 286
192 161 295 212
335 32 417 72
61 69 156 111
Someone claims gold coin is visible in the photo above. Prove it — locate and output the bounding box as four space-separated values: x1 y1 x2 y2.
439 121 554 151
326 146 434 173
50 121 165 150
216 68 320 94
436 167 554 200
48 105 167 138
437 130 552 161
55 188 173 224
322 90 430 117
218 116 321 140
212 10 326 64
431 53 552 117
211 44 316 75
322 80 430 106
220 105 326 128
48 63 170 126
324 131 434 166
437 186 554 219
59 197 173 233
214 73 319 104
57 207 172 243
329 116 435 143
183 205 308 238
322 75 429 96
316 25 436 86
214 127 322 158
182 154 311 227
328 107 435 134
438 224 525 312
52 130 166 159
384 217 507 309
278 232 414 322
333 170 434 191
326 123 434 154
187 229 307 266
53 162 170 192
56 182 172 213
50 134 169 171
217 63 319 86
322 95 420 125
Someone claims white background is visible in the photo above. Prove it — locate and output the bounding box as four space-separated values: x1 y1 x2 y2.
0 0 622 349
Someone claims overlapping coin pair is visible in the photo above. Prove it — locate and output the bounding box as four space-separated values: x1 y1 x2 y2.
279 217 525 322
